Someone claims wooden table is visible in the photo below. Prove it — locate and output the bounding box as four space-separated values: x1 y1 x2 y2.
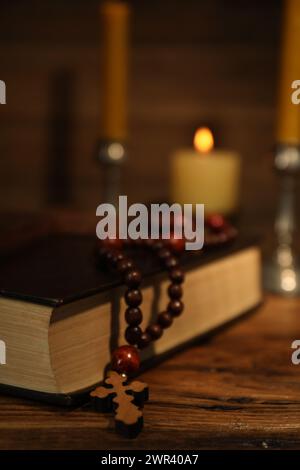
1 294 300 450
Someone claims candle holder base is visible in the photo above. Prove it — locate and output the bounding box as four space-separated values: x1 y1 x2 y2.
263 144 300 297
96 139 126 206
263 250 300 296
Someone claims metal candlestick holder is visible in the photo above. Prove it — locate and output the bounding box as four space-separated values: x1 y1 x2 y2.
96 139 126 206
263 144 300 296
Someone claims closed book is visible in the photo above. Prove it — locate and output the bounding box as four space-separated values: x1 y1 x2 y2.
0 234 262 405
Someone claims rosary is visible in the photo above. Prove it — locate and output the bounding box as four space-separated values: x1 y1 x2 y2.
90 215 237 438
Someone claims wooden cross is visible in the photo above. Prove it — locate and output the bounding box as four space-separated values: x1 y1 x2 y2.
90 371 148 438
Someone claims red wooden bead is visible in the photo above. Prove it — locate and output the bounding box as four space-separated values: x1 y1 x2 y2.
102 238 123 250
168 236 185 254
206 214 226 232
111 345 140 375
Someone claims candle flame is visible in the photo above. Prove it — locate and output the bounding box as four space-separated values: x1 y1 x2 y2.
194 127 214 153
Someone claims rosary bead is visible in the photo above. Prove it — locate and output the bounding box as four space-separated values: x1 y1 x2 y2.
125 326 142 345
158 248 172 261
165 256 178 270
117 258 134 274
125 269 142 288
168 283 183 300
137 332 152 349
112 252 125 266
133 238 143 247
111 345 140 375
96 236 188 365
98 246 108 258
144 239 155 248
168 236 185 254
169 267 184 284
105 250 116 264
167 300 184 317
152 241 164 251
158 311 173 328
206 214 226 232
125 307 143 326
125 289 143 307
103 238 123 250
146 323 163 340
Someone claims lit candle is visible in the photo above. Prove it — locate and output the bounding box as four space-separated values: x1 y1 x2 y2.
100 0 130 141
170 128 241 215
277 0 300 145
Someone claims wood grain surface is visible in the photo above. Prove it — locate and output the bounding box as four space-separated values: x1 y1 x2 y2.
0 294 300 450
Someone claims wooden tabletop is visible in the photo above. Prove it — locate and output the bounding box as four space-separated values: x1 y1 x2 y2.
1 294 300 450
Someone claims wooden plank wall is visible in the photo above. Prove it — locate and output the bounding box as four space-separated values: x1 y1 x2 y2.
0 0 284 225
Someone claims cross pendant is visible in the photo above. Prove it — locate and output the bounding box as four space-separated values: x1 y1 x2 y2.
90 371 149 438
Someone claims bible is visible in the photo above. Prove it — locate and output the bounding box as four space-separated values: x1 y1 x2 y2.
0 233 262 405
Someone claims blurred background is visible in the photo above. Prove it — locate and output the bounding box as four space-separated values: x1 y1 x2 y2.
0 0 284 229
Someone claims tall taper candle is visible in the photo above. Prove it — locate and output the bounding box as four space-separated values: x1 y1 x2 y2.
100 1 130 141
277 0 300 145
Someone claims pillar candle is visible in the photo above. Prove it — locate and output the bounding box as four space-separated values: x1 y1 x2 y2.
100 1 130 141
277 0 300 145
170 128 241 215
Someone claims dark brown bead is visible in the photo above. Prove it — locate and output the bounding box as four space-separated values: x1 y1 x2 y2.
165 256 178 270
137 332 152 349
158 311 173 328
98 246 108 258
133 238 143 247
117 258 134 274
144 239 155 248
152 241 164 251
168 283 183 299
105 249 115 263
169 268 184 284
112 252 125 265
125 269 142 288
125 289 143 307
125 326 142 345
158 248 171 261
167 300 184 317
146 323 163 340
125 307 143 326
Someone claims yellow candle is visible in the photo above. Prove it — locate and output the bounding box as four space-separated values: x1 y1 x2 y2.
170 128 241 215
100 1 130 141
277 0 300 145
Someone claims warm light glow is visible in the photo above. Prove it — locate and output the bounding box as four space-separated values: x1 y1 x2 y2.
194 127 214 153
